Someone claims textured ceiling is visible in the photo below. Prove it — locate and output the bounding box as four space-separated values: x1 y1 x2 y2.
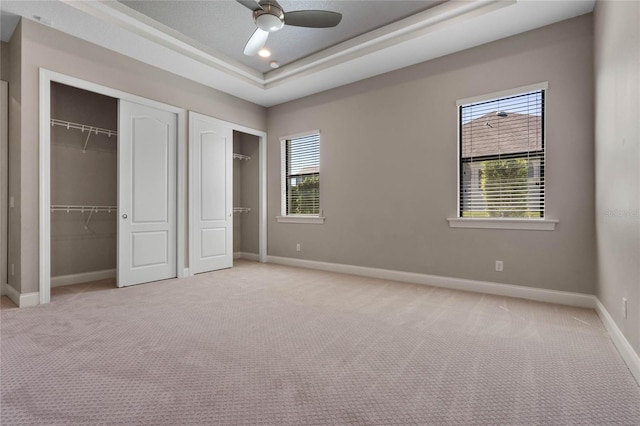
118 0 443 74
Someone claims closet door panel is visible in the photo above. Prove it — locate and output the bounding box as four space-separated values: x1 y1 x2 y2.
131 231 168 267
201 228 226 258
132 118 169 223
200 134 227 221
189 112 233 274
119 100 177 287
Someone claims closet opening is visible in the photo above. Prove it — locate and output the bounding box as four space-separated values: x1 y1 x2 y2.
49 82 118 299
233 130 260 262
187 112 266 275
40 69 187 305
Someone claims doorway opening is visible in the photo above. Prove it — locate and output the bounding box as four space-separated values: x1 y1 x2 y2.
39 69 186 304
187 112 267 276
233 130 260 262
49 82 118 300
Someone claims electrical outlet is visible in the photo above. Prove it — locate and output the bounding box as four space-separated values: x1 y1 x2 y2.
11 263 14 276
296 243 301 252
495 260 503 272
622 297 628 319
9 196 14 208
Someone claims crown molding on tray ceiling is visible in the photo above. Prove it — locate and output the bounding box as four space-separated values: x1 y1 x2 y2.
262 0 512 88
61 0 512 93
15 0 593 106
61 0 265 86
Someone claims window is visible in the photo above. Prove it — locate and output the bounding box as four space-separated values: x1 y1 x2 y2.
279 131 323 223
458 86 545 219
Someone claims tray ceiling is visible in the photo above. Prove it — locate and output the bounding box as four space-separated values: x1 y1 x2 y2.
118 0 445 74
0 1 595 107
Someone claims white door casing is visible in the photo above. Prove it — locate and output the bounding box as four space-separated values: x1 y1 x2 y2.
118 100 177 287
189 112 233 274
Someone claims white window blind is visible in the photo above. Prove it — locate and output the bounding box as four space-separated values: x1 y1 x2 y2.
459 89 545 218
281 133 320 216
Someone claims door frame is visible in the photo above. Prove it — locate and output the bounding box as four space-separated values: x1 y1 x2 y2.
38 68 186 304
188 111 267 274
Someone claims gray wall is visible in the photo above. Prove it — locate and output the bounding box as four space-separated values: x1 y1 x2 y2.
240 133 259 255
232 131 260 255
594 1 640 355
50 83 118 277
1 81 7 289
233 135 242 253
1 41 9 82
12 19 266 294
1 40 10 289
267 15 596 294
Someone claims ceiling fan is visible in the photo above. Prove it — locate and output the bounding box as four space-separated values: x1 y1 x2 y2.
236 0 343 56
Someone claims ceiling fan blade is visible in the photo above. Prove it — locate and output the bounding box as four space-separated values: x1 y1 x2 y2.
284 10 342 28
236 0 262 11
243 28 269 56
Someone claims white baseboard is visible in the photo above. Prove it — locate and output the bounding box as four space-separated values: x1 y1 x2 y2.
266 256 595 308
594 298 640 384
266 255 639 384
51 269 116 288
2 283 39 308
237 252 260 261
19 291 40 308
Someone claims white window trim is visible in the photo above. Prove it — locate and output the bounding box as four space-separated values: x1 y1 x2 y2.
279 130 324 224
455 82 549 107
453 82 558 231
447 217 557 231
276 215 325 224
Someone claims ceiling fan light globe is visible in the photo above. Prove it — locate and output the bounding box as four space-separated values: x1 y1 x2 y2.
256 13 284 32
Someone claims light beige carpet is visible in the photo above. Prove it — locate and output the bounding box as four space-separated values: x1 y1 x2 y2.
1 261 639 425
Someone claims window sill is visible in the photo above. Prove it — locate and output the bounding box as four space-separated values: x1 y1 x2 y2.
277 216 325 224
447 217 558 231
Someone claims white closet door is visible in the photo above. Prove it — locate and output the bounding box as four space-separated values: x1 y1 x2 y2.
189 112 233 275
118 100 177 287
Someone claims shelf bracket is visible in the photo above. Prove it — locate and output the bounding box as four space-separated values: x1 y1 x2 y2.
82 128 93 153
84 208 95 230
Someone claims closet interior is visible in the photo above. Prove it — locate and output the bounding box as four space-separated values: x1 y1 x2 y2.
50 82 118 292
233 131 259 260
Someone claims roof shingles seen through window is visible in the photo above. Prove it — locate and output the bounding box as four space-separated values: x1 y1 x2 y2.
461 112 542 158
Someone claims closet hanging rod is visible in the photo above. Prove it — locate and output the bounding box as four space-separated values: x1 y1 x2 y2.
50 119 118 138
51 205 117 213
233 207 251 213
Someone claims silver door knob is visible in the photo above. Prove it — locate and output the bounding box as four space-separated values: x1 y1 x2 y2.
122 214 128 219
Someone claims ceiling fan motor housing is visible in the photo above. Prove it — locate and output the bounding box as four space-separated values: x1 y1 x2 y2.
253 5 284 32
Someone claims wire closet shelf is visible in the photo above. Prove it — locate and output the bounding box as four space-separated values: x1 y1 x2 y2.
51 118 118 153
50 205 118 229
